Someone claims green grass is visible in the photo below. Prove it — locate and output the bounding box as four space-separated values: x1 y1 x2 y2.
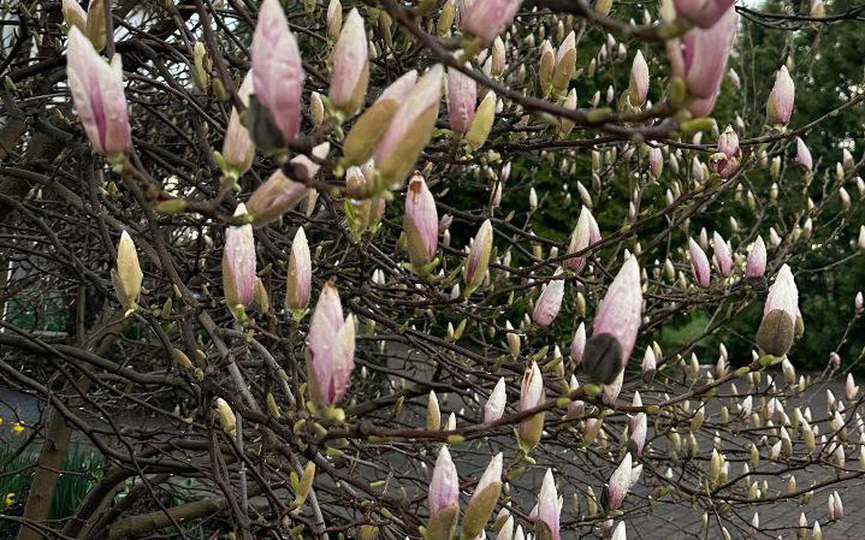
0 441 102 520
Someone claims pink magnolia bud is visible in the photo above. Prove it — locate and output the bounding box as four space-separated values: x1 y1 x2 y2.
463 219 493 295
343 70 418 166
728 68 741 90
518 361 545 451
247 170 307 227
583 256 642 384
566 206 601 272
648 146 664 179
688 238 711 287
603 370 624 404
796 137 813 172
404 174 439 269
712 231 732 277
492 37 507 76
666 7 737 115
570 322 586 364
532 270 565 327
767 65 795 127
428 445 459 535
461 0 524 46
536 469 560 540
463 453 503 538
374 65 444 187
757 264 800 356
746 236 767 278
326 0 342 39
439 214 454 234
855 291 863 315
710 125 741 179
329 8 369 115
251 0 304 146
628 50 649 107
222 71 255 176
222 204 257 309
604 453 632 512
66 27 131 156
673 0 735 28
447 68 477 133
484 377 507 422
307 282 356 406
846 373 859 400
641 347 657 380
630 412 647 456
285 227 311 312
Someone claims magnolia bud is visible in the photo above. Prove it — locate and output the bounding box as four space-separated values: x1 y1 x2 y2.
329 9 369 115
518 361 545 452
112 231 143 311
66 27 131 156
285 227 312 313
215 398 237 436
222 72 255 176
326 0 342 39
465 90 496 151
462 453 503 538
463 220 493 295
628 50 649 107
767 65 795 127
251 0 305 148
374 65 444 188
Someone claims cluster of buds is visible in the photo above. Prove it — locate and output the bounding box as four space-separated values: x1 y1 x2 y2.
426 447 504 540
345 165 387 240
343 67 444 192
538 31 576 98
709 126 742 179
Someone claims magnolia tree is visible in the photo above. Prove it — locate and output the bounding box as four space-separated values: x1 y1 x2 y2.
1 0 865 538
